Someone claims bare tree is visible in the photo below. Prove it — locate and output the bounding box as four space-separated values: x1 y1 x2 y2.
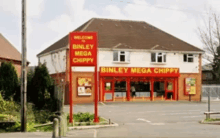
198 9 220 62
51 50 67 115
198 9 220 80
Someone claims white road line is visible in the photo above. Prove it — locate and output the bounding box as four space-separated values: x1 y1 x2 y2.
94 129 97 138
137 118 151 123
150 123 165 125
99 102 106 106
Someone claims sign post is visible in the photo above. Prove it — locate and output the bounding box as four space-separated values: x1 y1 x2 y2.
69 32 99 123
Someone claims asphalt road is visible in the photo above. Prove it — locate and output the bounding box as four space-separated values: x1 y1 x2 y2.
1 101 220 138
64 101 220 138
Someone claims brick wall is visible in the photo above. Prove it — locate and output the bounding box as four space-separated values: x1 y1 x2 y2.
178 54 202 101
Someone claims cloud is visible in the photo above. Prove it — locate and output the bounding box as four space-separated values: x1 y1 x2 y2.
0 0 44 18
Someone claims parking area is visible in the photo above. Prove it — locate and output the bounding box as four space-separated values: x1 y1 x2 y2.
64 101 220 138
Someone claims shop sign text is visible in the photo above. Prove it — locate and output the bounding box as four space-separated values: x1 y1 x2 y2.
69 32 97 66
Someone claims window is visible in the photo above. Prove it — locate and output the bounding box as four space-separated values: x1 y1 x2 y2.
151 53 166 63
183 54 194 62
113 51 130 63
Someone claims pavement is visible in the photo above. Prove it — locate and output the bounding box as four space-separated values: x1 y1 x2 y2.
1 101 220 138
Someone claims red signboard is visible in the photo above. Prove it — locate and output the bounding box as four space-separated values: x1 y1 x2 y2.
100 67 180 77
69 32 99 123
70 32 97 66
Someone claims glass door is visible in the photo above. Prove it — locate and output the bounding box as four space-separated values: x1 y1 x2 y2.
165 80 174 100
104 80 114 101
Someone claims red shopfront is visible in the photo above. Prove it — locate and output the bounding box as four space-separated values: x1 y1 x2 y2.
99 67 180 102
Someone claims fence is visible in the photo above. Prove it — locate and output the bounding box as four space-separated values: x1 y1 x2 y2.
202 85 220 101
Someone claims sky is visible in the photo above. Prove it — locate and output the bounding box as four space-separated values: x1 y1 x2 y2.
1 0 220 66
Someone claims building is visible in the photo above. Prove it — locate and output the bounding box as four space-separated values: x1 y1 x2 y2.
202 63 217 84
37 18 204 104
0 33 23 77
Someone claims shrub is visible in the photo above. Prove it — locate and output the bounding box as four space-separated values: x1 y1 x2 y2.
67 112 100 122
0 62 19 100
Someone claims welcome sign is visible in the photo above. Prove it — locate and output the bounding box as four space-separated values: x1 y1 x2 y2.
69 32 97 66
100 67 180 77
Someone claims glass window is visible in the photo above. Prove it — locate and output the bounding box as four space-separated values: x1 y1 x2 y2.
113 51 130 62
113 51 118 61
183 54 194 62
114 81 126 92
151 53 156 62
184 54 187 62
105 82 112 91
163 54 166 62
167 82 173 90
120 55 125 62
158 56 162 62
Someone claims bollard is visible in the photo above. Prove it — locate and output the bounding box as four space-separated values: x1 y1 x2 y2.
57 116 62 137
142 96 144 101
104 96 106 102
152 95 154 101
171 95 172 101
162 95 164 101
133 96 135 101
52 118 59 138
113 96 115 102
123 96 125 102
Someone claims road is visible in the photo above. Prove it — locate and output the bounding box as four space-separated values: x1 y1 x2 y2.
1 101 220 138
64 101 220 138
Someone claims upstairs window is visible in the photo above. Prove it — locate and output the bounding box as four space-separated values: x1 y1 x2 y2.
151 53 166 63
183 54 193 62
113 51 130 63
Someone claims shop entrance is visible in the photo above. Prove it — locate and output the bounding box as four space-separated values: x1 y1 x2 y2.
103 79 114 101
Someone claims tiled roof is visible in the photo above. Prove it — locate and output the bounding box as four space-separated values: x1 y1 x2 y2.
37 18 204 56
0 33 21 61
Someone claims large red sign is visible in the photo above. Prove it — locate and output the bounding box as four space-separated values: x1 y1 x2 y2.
69 32 97 66
69 32 99 123
100 67 180 77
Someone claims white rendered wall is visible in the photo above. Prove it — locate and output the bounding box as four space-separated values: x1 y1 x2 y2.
39 49 199 74
98 50 199 73
39 50 66 74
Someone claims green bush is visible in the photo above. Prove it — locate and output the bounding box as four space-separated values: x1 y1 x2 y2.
0 62 19 101
67 112 100 122
34 110 55 124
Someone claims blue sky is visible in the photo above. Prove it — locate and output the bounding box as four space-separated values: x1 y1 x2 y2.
1 0 220 65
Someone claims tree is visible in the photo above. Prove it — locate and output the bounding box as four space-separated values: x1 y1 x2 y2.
0 62 19 100
51 51 67 115
31 64 55 110
197 9 220 81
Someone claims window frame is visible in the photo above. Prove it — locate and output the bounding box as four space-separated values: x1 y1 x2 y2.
183 54 194 63
113 51 130 63
151 52 166 63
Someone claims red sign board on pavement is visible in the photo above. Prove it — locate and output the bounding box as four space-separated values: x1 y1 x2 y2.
70 32 97 66
69 32 99 123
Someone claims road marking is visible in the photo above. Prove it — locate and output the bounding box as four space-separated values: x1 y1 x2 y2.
99 102 106 106
150 123 165 125
137 118 151 123
94 129 97 138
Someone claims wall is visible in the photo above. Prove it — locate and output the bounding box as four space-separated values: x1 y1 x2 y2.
39 50 66 74
178 54 202 101
98 50 199 73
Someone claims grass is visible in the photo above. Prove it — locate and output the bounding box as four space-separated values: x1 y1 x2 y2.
204 118 220 122
67 112 109 126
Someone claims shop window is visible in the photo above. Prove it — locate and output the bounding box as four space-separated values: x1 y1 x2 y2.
151 53 166 63
105 82 112 91
167 82 173 91
114 81 126 97
183 54 194 62
113 51 130 63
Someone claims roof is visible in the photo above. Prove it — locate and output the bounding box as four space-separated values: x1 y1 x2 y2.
0 33 22 61
202 63 213 71
37 18 204 57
